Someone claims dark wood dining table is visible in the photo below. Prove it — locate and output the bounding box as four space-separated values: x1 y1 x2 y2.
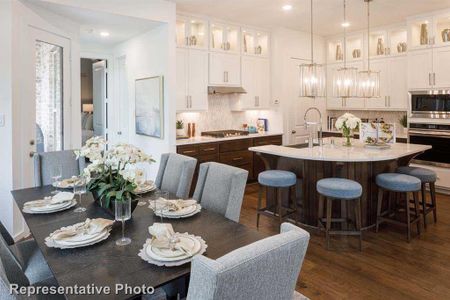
11 186 269 300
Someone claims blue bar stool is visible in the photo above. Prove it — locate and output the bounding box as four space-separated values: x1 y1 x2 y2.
257 170 298 228
397 166 437 228
376 173 422 242
317 178 363 251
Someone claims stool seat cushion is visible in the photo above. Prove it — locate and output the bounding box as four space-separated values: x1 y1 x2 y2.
376 173 421 192
396 166 437 183
316 178 362 199
258 170 297 188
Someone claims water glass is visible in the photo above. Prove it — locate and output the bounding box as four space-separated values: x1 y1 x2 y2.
51 165 62 194
149 191 168 223
135 168 147 206
114 199 132 246
73 176 87 213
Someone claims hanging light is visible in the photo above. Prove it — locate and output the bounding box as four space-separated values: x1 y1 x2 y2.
357 0 380 98
333 0 358 98
299 0 325 98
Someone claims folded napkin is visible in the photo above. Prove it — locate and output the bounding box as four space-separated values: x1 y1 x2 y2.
151 198 197 212
50 218 114 241
24 192 74 208
148 223 194 256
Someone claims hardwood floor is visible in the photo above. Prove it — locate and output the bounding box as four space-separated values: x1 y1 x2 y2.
239 183 450 300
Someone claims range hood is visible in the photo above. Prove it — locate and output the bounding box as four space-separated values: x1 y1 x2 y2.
208 86 246 95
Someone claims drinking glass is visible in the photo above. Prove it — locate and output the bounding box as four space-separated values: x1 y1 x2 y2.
73 176 87 213
135 168 147 206
115 199 132 246
51 165 62 194
149 191 168 223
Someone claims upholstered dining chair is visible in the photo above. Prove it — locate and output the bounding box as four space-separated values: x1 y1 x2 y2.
186 223 310 300
33 150 86 187
155 153 197 199
193 162 248 222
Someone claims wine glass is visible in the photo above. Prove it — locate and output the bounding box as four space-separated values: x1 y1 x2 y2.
149 191 168 223
51 165 62 194
135 168 147 206
73 176 87 213
115 199 132 246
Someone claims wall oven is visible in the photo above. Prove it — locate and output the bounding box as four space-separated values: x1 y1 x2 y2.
409 90 450 119
408 123 450 167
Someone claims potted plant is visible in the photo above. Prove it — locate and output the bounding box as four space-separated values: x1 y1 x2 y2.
335 113 362 147
176 120 185 136
75 137 155 216
399 114 408 134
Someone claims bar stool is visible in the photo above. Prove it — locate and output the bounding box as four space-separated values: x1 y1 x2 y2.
376 173 421 242
397 166 437 228
317 178 363 251
256 170 297 228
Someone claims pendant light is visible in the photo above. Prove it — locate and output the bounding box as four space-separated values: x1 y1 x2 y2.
357 0 380 98
333 0 358 98
299 0 325 98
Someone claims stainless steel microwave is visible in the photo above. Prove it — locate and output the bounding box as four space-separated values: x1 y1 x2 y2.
409 90 450 119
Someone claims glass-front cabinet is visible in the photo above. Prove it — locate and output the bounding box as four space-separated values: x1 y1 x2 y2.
388 27 408 56
242 29 269 57
327 38 344 63
369 30 388 57
176 16 208 49
408 16 434 50
346 34 363 62
433 12 450 47
210 23 240 53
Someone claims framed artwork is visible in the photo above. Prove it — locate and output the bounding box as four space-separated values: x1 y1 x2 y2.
359 122 396 144
135 76 164 138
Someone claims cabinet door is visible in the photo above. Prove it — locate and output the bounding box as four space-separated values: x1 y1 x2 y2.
365 59 388 109
255 58 270 108
176 49 189 111
209 53 241 86
224 54 241 85
188 50 208 111
326 64 344 109
388 56 408 109
239 56 256 109
407 49 433 89
433 47 450 88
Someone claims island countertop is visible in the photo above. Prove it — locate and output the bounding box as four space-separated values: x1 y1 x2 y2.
249 139 431 162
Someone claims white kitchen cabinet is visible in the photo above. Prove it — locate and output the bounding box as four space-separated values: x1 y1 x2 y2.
176 16 208 49
407 49 433 89
388 56 408 110
210 23 240 53
326 64 344 109
176 49 208 112
433 46 450 88
232 57 270 110
209 53 241 86
366 59 389 109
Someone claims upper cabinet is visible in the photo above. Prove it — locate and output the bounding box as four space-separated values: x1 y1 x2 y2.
209 53 241 86
176 16 208 49
210 23 240 53
407 13 450 50
242 29 270 57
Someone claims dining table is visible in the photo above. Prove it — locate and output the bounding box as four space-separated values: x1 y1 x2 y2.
11 186 269 300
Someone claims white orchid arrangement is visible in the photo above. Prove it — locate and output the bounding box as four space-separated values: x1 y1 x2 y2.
75 137 155 208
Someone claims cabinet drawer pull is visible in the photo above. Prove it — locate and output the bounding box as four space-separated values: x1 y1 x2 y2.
183 150 196 154
202 147 216 151
232 157 244 161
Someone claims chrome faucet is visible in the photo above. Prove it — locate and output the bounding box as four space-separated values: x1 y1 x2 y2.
304 107 323 148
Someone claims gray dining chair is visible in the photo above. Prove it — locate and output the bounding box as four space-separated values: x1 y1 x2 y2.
193 162 248 222
155 153 197 199
186 222 310 300
33 150 86 187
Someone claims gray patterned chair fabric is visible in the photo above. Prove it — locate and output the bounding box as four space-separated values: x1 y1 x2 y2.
33 150 86 187
155 153 197 199
193 162 248 222
0 222 14 246
186 223 310 300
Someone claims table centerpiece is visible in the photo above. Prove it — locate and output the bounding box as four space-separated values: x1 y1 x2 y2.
335 113 362 147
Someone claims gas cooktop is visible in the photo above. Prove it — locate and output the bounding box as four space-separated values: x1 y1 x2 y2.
201 130 249 138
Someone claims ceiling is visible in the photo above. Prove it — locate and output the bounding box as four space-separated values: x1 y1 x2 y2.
26 1 162 47
171 0 450 36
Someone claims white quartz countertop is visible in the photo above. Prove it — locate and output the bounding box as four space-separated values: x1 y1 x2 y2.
176 132 283 146
249 138 431 162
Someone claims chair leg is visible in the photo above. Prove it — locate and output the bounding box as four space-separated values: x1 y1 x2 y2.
413 191 421 236
376 188 384 233
421 183 427 229
277 188 283 225
355 198 362 251
430 182 437 223
326 198 332 250
256 185 263 228
318 194 325 228
406 192 412 243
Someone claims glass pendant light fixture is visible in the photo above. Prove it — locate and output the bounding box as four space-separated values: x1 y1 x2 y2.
333 0 358 98
299 0 325 98
357 0 380 98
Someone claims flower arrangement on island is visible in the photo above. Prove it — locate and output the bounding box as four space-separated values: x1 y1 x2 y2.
335 113 362 147
75 137 155 211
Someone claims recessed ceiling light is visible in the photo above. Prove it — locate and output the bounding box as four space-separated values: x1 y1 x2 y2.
100 31 110 37
341 22 350 28
282 4 293 11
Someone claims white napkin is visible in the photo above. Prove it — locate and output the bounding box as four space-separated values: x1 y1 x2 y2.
150 198 197 212
24 192 74 208
50 218 114 241
148 223 194 256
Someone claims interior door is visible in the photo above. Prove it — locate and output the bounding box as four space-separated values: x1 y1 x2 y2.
92 60 106 137
22 28 71 188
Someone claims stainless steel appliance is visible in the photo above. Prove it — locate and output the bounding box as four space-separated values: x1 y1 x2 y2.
409 90 450 119
201 130 249 138
408 123 450 167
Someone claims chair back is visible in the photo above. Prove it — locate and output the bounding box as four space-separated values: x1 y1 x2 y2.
0 223 14 246
187 223 310 300
33 150 85 187
193 162 248 222
0 258 17 299
155 153 197 199
0 234 29 287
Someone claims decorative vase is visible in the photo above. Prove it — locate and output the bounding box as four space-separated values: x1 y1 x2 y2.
352 49 361 58
336 44 343 61
92 190 138 217
341 129 353 147
420 23 428 45
376 38 385 55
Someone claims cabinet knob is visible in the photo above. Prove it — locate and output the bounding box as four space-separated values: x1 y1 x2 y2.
291 130 297 134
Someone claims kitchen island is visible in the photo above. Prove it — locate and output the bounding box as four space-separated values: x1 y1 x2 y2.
249 140 431 228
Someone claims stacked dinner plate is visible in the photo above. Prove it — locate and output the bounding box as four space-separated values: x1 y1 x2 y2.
45 218 114 249
150 199 201 219
53 176 81 189
22 192 77 214
134 180 157 194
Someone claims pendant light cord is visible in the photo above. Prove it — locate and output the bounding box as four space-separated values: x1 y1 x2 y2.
343 0 347 68
310 0 314 64
367 0 370 70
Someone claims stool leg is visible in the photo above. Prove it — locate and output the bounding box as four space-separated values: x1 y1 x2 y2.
318 194 325 228
355 198 362 251
376 188 384 233
413 191 421 236
421 183 427 229
277 188 283 225
406 192 412 243
291 185 298 225
326 198 332 250
256 185 263 228
430 182 437 223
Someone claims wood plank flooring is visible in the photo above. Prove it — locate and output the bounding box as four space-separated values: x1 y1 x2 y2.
239 183 450 300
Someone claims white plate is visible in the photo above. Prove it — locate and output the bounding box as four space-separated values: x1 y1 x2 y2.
146 235 201 262
162 205 197 216
22 200 77 214
25 200 73 212
155 204 201 219
45 229 111 249
134 181 156 194
149 235 199 259
55 229 109 245
53 179 79 189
